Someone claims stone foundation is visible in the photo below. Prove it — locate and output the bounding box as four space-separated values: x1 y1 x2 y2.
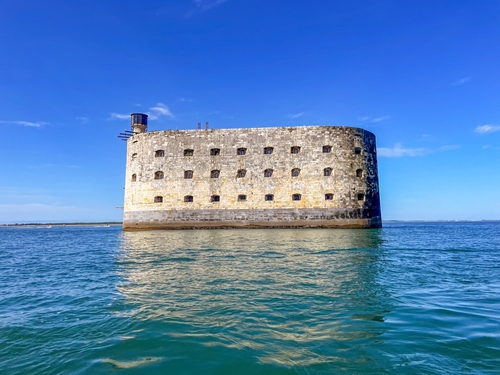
123 208 382 230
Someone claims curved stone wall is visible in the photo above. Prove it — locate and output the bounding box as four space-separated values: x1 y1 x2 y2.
123 126 381 229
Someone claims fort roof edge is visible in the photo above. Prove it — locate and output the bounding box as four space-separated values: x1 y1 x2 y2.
129 125 376 139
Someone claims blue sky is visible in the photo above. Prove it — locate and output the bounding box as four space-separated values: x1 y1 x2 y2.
1 0 499 223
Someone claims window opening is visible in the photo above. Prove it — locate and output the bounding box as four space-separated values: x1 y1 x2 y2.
265 194 274 201
356 169 363 177
264 169 273 177
154 196 163 203
184 195 193 202
211 170 220 178
357 193 365 201
184 170 193 179
210 148 220 156
324 168 333 177
237 169 246 178
325 193 333 200
155 150 165 157
131 153 137 160
238 195 247 202
264 147 273 154
131 174 137 182
323 145 332 153
291 168 300 177
292 194 301 201
354 147 362 154
237 148 247 155
291 146 301 154
154 171 164 180
211 195 220 202
184 149 194 156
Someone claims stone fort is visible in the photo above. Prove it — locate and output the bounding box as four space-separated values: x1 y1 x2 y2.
123 113 381 230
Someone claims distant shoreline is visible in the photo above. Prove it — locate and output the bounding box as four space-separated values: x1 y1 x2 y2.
1 220 499 227
382 220 500 223
0 222 123 227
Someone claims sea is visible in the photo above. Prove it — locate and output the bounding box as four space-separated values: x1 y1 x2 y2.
1 222 499 374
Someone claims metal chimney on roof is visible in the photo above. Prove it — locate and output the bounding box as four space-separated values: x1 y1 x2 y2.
205 122 209 130
131 113 148 134
198 122 201 130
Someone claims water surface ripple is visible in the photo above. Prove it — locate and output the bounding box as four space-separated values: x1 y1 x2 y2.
1 223 499 374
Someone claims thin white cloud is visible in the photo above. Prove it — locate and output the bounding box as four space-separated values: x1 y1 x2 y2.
452 76 471 86
289 112 304 119
378 143 460 157
76 117 88 124
194 0 226 11
357 116 390 123
186 0 227 16
439 144 460 151
110 103 174 121
148 103 174 120
110 113 130 120
372 116 390 123
378 143 429 157
0 120 47 127
475 124 500 134
27 164 81 169
179 98 193 102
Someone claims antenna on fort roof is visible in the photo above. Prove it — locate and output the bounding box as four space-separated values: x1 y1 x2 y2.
131 113 148 134
198 122 201 130
117 129 135 141
205 122 209 130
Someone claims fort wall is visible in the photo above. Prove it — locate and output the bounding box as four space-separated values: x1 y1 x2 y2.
123 125 381 230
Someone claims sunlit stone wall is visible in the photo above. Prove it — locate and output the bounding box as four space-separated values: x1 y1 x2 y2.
123 126 381 229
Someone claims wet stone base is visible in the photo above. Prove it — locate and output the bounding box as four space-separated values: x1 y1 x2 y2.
123 208 382 230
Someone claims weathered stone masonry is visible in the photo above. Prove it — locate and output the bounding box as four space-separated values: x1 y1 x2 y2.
123 114 382 230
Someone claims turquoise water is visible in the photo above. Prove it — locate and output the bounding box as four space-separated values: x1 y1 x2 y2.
1 223 499 374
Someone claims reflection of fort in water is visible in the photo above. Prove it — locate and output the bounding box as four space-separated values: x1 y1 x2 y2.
116 229 390 366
